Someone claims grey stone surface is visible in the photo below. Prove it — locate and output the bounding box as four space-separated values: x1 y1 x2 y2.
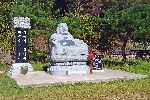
8 63 34 76
11 68 147 87
48 23 89 75
49 23 88 62
13 17 31 29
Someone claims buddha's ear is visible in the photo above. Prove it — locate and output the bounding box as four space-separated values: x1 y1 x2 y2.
56 26 59 34
64 23 68 31
56 23 61 34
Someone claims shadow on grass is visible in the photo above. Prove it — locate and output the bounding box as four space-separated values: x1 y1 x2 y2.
42 65 48 72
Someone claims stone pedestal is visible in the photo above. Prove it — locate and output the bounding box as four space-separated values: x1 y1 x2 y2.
47 64 89 75
8 63 34 76
92 69 104 72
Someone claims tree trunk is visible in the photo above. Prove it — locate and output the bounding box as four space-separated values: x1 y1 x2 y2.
121 32 129 66
121 42 127 66
32 0 35 5
143 42 147 50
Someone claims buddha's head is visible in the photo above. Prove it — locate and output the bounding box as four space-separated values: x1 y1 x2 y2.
56 23 69 35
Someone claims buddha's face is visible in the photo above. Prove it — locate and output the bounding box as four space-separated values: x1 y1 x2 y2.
58 23 68 34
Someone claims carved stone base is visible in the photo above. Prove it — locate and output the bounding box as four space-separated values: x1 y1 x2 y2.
8 63 34 76
92 69 104 72
47 64 89 75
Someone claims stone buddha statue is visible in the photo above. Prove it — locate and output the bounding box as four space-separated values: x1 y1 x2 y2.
49 23 88 62
48 23 89 75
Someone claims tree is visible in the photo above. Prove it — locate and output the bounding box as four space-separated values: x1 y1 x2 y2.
52 0 75 17
128 4 150 50
96 3 150 65
0 1 15 51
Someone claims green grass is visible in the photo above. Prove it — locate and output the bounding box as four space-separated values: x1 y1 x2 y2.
103 58 150 76
0 60 150 100
0 61 6 71
32 62 48 71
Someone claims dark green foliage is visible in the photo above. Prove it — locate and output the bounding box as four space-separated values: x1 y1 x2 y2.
30 50 47 63
10 1 58 62
0 1 14 33
58 13 83 36
96 3 150 65
0 0 150 64
130 4 150 44
52 0 75 17
0 1 15 65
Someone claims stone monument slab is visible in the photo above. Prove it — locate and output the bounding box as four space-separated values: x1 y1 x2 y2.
8 17 33 76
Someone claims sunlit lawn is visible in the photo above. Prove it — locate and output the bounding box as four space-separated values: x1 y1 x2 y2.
0 59 150 100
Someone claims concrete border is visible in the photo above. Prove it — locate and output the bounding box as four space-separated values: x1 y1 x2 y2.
11 68 148 88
